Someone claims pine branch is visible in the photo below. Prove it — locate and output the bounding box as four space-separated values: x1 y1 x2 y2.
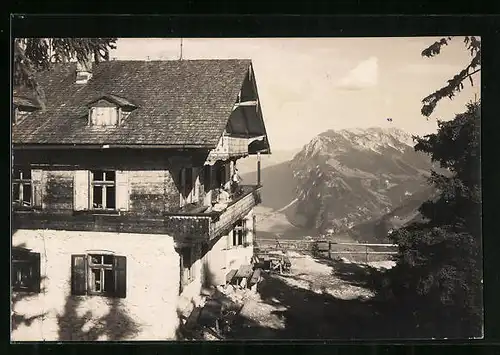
421 37 481 117
13 38 117 109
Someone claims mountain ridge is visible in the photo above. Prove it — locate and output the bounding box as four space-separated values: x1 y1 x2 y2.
243 126 437 242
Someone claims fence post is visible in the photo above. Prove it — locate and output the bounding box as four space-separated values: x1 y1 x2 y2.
365 245 368 263
328 241 331 259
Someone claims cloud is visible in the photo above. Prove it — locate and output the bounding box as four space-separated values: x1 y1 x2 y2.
337 56 379 90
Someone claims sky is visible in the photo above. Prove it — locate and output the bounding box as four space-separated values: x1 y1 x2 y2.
110 37 480 151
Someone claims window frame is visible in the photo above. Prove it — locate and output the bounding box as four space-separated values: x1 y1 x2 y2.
89 106 120 127
11 248 41 293
232 219 247 247
12 167 32 209
87 254 115 296
90 170 116 211
71 253 126 298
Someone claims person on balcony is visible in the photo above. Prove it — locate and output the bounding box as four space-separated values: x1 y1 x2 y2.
212 183 231 212
231 167 243 197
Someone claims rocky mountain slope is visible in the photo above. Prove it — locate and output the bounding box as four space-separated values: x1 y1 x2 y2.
290 127 437 236
242 127 440 242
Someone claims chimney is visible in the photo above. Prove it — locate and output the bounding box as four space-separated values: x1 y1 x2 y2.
76 54 93 84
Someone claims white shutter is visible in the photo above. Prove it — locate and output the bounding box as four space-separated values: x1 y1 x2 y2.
115 170 129 211
73 170 90 211
192 167 199 203
180 168 186 207
225 163 231 183
31 169 44 208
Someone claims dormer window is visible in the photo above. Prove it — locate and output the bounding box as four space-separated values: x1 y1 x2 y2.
86 94 137 127
12 97 39 125
89 106 120 126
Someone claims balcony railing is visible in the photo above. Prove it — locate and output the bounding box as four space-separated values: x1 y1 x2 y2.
163 185 261 244
207 135 249 161
210 185 261 238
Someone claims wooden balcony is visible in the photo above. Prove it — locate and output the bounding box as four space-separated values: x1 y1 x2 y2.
207 135 249 161
163 185 262 244
12 185 262 245
210 185 261 237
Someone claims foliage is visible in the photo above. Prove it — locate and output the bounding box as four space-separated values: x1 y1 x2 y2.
385 37 482 338
13 38 117 108
421 36 481 117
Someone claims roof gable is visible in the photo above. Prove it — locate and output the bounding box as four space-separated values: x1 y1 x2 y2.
12 59 254 148
86 94 138 109
13 96 39 110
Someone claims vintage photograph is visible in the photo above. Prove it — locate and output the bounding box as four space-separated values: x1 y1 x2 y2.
11 36 482 341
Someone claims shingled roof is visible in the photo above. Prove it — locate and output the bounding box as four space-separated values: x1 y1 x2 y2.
12 59 253 148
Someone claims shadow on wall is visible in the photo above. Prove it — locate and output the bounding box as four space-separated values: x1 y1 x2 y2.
201 259 218 289
56 294 140 341
11 282 48 333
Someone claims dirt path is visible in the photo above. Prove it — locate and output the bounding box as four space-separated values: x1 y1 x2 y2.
226 253 396 339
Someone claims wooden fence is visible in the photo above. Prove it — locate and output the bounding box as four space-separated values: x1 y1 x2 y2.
254 238 398 263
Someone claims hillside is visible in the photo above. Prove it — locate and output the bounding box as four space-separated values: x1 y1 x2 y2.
348 185 439 243
290 127 436 235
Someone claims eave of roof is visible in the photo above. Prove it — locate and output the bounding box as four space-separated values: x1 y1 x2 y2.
12 143 216 150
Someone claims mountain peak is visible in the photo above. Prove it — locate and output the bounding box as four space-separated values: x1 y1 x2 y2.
340 126 410 137
309 126 414 157
290 126 433 236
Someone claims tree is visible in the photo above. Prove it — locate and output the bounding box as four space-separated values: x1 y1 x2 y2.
13 38 117 108
385 37 482 338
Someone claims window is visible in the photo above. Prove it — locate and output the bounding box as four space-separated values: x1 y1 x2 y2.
71 254 126 298
13 98 39 125
12 167 32 207
89 107 119 126
232 219 247 247
88 254 115 294
12 248 40 293
86 95 137 126
91 170 116 210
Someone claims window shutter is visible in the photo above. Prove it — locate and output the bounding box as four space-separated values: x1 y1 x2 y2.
192 167 199 203
115 171 129 211
31 252 41 293
204 165 211 193
186 168 193 202
73 170 89 211
114 255 127 298
71 255 87 295
225 163 231 184
179 168 186 207
31 169 44 208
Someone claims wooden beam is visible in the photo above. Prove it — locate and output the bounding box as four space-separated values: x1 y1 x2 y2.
257 152 261 186
232 100 258 111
